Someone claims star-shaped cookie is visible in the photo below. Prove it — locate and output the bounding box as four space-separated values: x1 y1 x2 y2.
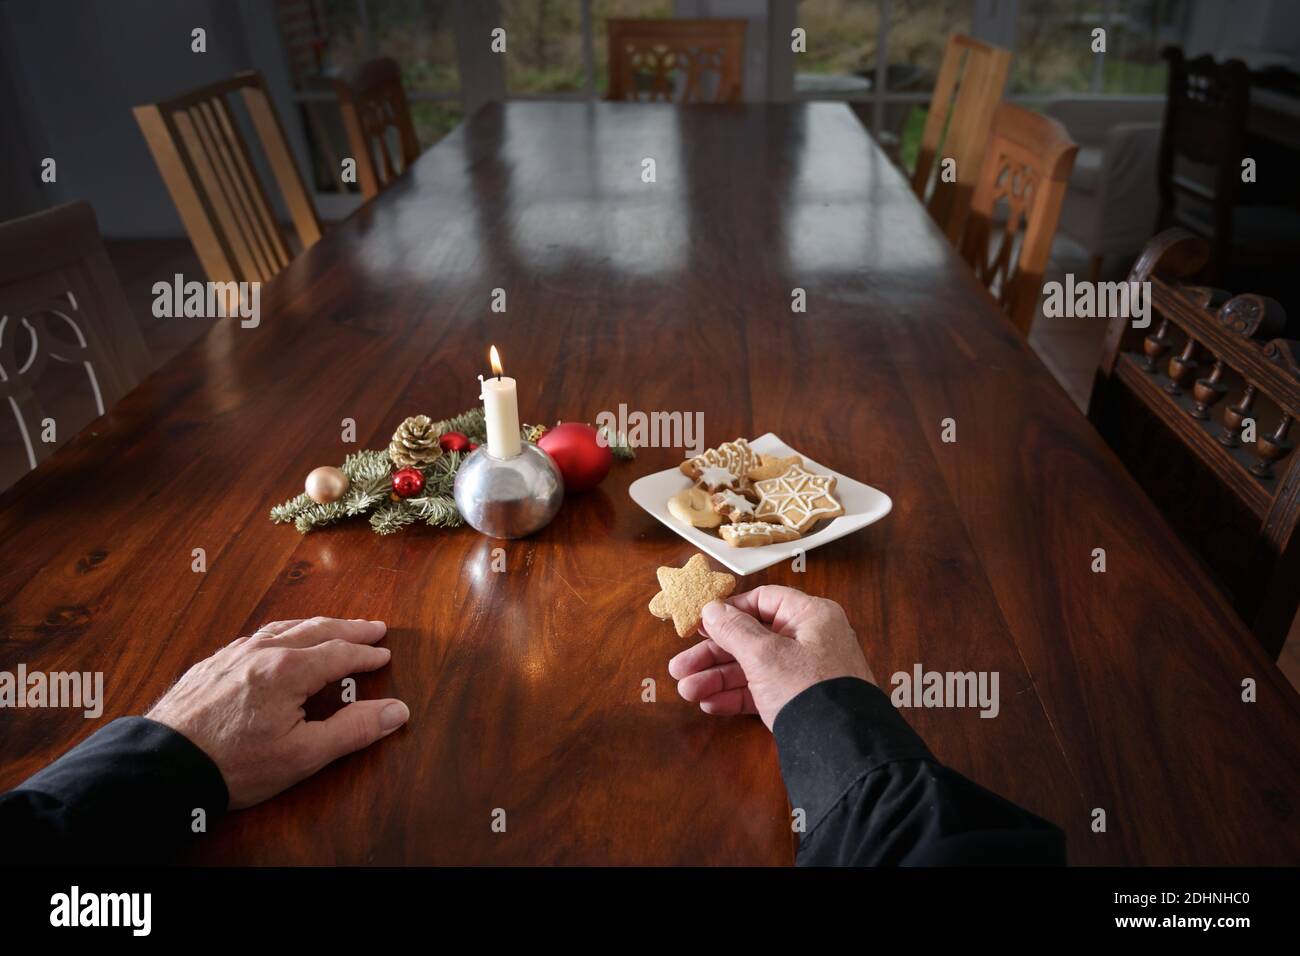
754 464 844 533
648 554 736 638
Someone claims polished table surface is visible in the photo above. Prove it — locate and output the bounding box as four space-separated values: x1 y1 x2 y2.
2 102 1298 865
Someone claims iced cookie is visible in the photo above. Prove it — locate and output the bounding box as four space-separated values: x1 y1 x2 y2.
710 489 761 523
648 554 736 638
668 487 724 529
747 454 802 482
719 522 802 548
679 438 758 493
754 463 844 533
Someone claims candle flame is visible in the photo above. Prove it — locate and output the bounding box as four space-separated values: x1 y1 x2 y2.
490 345 503 378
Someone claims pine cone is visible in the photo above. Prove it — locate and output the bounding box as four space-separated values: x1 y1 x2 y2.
389 415 443 469
523 423 548 443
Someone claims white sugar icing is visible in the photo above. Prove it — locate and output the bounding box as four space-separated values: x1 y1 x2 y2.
698 465 738 487
717 490 754 513
755 465 840 528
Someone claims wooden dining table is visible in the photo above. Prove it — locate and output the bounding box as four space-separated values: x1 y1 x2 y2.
2 101 1298 866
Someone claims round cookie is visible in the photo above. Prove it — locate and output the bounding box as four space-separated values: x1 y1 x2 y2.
668 487 724 528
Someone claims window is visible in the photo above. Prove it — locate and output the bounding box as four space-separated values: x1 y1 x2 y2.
369 0 462 146
273 0 462 199
1102 0 1193 94
502 0 588 95
1012 0 1191 95
792 0 1192 165
795 0 881 97
794 1 974 168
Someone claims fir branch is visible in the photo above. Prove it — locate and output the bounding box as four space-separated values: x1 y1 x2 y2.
342 473 391 516
599 425 636 460
340 449 393 482
422 450 462 497
270 492 314 524
369 502 418 535
433 407 486 443
292 502 347 534
404 493 462 528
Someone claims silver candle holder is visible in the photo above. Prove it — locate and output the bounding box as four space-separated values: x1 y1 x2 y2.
453 442 564 539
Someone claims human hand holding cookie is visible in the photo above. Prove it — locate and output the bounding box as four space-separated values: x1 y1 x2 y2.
648 554 736 637
668 585 874 730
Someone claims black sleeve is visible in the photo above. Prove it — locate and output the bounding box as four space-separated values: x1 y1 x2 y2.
0 717 228 865
773 677 1066 866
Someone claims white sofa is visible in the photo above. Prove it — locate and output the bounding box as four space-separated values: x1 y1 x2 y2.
1044 97 1165 278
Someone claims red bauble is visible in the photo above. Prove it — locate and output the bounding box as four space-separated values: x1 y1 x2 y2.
391 466 425 498
537 422 612 492
439 430 470 453
468 442 479 451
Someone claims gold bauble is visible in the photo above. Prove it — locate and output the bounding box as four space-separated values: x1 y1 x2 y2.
305 465 349 504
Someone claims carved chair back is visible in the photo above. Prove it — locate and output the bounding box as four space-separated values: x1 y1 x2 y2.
0 202 150 476
960 103 1078 336
333 57 421 200
1089 229 1300 656
606 19 747 104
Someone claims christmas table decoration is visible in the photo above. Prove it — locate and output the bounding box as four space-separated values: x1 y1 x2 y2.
304 465 349 504
388 414 443 468
454 346 563 539
537 422 613 492
271 407 485 535
269 349 636 537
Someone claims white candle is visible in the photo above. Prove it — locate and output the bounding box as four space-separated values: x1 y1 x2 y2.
481 345 521 458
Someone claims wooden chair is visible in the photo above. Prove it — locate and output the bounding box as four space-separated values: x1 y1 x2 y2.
1157 48 1300 281
1089 229 1300 657
959 103 1078 337
0 202 150 476
133 72 323 286
333 57 421 200
912 34 1012 245
606 19 747 104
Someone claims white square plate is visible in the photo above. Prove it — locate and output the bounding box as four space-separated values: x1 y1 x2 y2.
627 433 893 575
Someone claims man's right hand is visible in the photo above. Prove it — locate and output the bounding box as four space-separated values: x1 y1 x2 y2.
668 586 875 730
146 617 409 809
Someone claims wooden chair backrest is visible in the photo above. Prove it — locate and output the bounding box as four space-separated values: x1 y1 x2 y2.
0 202 150 472
960 102 1078 337
606 19 747 104
913 34 1012 245
1088 229 1300 657
333 57 421 200
1156 48 1251 261
133 71 322 285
